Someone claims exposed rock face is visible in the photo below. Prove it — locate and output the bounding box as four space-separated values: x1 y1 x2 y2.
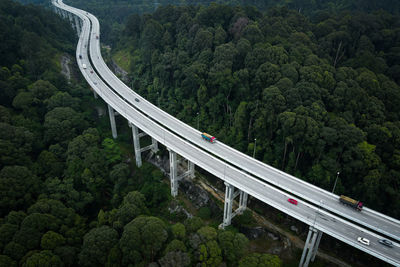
179 178 222 218
290 225 298 234
282 236 292 250
168 200 192 219
60 54 71 81
180 178 210 208
111 59 129 82
179 178 221 216
267 232 280 241
95 106 106 117
239 226 266 240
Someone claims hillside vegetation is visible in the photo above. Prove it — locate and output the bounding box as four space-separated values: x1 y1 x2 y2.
0 1 285 266
115 4 400 218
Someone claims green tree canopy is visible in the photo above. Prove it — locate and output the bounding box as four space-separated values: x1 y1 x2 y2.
78 226 119 267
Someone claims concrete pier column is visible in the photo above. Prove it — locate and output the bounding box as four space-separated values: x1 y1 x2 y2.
107 104 117 139
67 13 75 31
188 161 195 178
151 138 159 153
299 226 320 267
311 231 323 261
131 123 142 167
238 191 248 213
74 15 81 36
93 90 98 99
169 149 178 197
304 228 319 266
222 182 234 228
299 227 314 267
68 12 73 24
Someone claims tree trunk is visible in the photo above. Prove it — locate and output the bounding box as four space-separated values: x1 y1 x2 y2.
247 117 253 142
333 41 345 68
316 149 323 164
294 151 301 171
336 147 344 164
282 141 288 170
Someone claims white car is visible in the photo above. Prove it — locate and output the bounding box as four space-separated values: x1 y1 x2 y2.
357 237 370 246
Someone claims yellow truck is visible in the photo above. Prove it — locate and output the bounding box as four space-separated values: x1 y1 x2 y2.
339 195 363 211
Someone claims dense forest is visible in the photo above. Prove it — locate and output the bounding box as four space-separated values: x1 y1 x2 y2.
102 3 400 219
2 0 399 265
17 0 400 45
0 0 287 266
66 0 400 46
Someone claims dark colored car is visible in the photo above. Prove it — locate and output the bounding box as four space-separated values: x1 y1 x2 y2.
79 54 82 59
288 198 298 205
135 98 139 102
379 239 393 247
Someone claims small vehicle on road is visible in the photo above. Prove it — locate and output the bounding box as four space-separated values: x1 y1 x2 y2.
288 198 298 205
357 237 370 246
339 195 363 211
135 98 139 102
379 239 393 247
90 70 93 74
201 133 216 143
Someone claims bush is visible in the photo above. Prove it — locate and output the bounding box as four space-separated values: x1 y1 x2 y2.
198 207 211 220
234 210 254 226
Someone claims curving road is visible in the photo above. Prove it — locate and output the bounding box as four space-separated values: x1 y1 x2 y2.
52 0 400 265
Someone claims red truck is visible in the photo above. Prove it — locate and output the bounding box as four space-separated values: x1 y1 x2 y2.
339 195 363 211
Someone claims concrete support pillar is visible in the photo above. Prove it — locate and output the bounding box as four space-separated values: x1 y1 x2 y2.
299 227 313 267
188 161 195 178
151 138 159 153
239 191 248 213
299 226 320 267
67 13 75 32
93 90 98 99
222 182 234 228
220 183 248 229
107 104 117 139
169 149 178 197
311 231 323 261
131 123 142 167
67 12 72 23
74 15 81 36
304 229 319 266
69 13 75 31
